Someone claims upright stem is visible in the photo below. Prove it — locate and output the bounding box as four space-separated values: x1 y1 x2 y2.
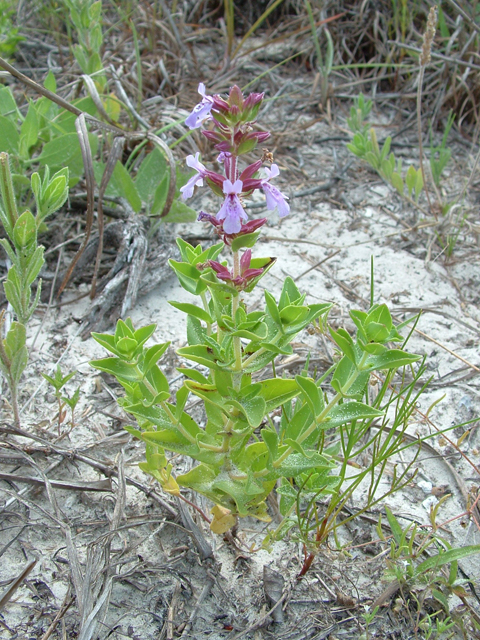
416 65 434 217
0 311 21 430
231 250 242 387
200 291 212 336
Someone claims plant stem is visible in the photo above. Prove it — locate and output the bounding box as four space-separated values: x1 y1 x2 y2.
416 65 435 217
200 291 212 335
232 250 242 386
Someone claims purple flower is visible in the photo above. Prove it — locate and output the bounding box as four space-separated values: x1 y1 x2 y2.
216 179 248 234
185 83 214 129
180 153 207 200
217 151 231 164
260 164 290 218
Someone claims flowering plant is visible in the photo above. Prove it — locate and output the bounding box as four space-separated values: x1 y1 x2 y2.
90 84 421 537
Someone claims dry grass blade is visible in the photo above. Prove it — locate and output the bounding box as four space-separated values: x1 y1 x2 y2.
73 454 127 640
92 135 126 297
0 424 178 518
39 591 75 640
414 327 480 372
263 566 285 623
1 437 123 639
231 0 286 60
58 114 96 297
443 0 480 35
109 65 150 130
179 573 215 639
388 41 480 73
156 0 188 56
0 559 37 612
81 74 118 127
176 497 213 561
119 203 148 317
0 472 112 492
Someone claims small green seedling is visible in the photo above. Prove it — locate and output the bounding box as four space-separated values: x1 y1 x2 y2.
42 365 78 433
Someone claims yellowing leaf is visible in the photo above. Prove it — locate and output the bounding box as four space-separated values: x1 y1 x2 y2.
103 93 121 122
210 505 236 534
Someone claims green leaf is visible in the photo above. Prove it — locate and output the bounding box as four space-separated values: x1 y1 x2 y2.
280 305 309 326
279 277 302 308
143 343 169 374
346 142 364 158
37 132 82 166
226 395 266 428
38 132 99 183
283 403 313 442
169 260 206 295
365 151 380 169
19 102 39 157
111 161 142 213
150 173 169 217
364 321 390 343
329 327 356 363
390 172 404 195
414 545 480 577
414 168 423 201
258 378 299 412
265 290 282 325
176 345 227 371
132 322 157 347
273 451 333 477
0 114 20 154
161 199 197 223
56 97 98 133
13 210 37 250
178 367 209 384
384 505 404 545
116 336 137 356
142 429 203 460
261 428 278 461
2 322 27 384
24 246 45 287
260 342 293 355
331 355 367 397
295 375 324 417
213 369 233 397
0 86 20 119
91 331 118 355
39 169 69 219
44 70 57 93
366 304 392 330
325 402 383 428
405 165 417 199
3 272 23 318
363 349 421 372
231 231 261 252
90 357 142 382
380 136 391 161
174 385 190 421
187 315 207 346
